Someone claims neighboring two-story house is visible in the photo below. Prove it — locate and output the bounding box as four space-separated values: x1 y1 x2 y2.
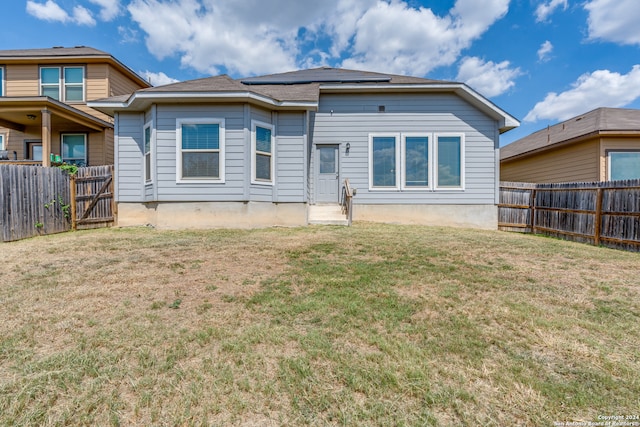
0 46 150 166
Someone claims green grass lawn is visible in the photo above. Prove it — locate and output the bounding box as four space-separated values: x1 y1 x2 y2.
1 224 638 426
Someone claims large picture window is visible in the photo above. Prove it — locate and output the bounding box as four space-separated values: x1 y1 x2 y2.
369 132 464 191
61 134 87 166
144 124 152 183
177 118 225 182
402 135 430 188
40 66 85 102
251 120 274 184
369 134 399 189
608 151 640 180
435 134 464 189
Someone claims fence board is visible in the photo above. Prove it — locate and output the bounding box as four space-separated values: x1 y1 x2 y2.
499 180 640 252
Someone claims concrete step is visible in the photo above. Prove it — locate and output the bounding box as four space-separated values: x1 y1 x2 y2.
308 204 349 225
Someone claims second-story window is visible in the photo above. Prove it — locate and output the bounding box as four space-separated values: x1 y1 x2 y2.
40 66 85 102
0 66 4 96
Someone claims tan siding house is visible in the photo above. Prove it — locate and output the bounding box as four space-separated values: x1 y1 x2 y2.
501 108 640 183
0 46 150 166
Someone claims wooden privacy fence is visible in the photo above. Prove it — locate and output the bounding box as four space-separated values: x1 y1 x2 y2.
499 180 640 251
0 164 71 241
0 164 114 242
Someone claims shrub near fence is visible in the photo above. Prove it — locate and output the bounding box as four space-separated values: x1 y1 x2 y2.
499 180 640 252
0 165 71 242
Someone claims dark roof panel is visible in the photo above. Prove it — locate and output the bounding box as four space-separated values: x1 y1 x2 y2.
241 67 392 84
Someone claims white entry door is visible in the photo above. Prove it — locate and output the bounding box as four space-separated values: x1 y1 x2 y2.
315 145 339 203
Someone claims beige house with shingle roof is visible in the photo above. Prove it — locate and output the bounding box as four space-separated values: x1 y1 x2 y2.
500 107 640 183
0 46 150 166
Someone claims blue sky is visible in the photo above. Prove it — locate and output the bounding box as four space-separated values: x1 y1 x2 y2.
2 0 640 145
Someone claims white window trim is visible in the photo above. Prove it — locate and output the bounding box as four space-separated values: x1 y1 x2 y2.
63 66 86 103
39 66 85 102
607 150 640 180
0 133 5 151
368 133 401 191
176 118 225 184
143 122 153 184
401 133 431 190
40 66 61 100
61 133 87 165
434 132 465 191
0 66 5 97
251 120 275 185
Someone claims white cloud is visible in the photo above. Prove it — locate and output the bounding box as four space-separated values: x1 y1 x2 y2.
537 40 553 61
343 0 510 75
127 0 509 77
524 66 640 122
88 0 121 21
139 70 180 86
585 0 640 45
26 0 96 26
456 57 521 97
72 6 96 26
535 0 567 22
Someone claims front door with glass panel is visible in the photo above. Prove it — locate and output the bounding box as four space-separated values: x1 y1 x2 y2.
315 145 340 203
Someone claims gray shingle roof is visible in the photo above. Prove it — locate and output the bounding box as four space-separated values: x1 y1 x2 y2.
241 67 448 85
0 46 111 58
501 107 640 160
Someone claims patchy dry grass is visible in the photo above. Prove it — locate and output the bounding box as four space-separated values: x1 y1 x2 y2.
0 224 638 426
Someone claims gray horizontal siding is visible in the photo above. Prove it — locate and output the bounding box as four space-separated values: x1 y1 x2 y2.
116 112 144 202
311 93 499 205
117 104 307 203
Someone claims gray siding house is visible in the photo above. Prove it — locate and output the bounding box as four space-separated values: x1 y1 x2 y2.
89 68 519 229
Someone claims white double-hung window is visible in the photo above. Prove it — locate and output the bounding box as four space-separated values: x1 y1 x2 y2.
144 124 152 183
251 120 275 184
40 66 85 102
369 132 464 191
176 118 225 183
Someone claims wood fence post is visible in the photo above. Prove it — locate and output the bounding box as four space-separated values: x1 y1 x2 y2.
70 174 77 230
530 188 537 234
594 188 603 246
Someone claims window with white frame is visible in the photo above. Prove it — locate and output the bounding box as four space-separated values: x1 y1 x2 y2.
61 134 87 166
251 120 274 184
369 132 464 191
177 118 225 182
435 134 464 189
402 135 430 189
0 66 4 96
144 124 152 182
608 150 640 180
369 134 400 189
0 134 5 151
40 66 85 102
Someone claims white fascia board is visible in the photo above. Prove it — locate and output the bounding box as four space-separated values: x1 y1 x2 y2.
90 91 317 113
319 83 520 133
